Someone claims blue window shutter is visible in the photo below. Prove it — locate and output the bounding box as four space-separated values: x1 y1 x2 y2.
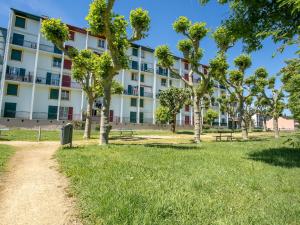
15 17 26 28
140 87 144 96
19 68 25 77
46 73 52 85
128 85 132 95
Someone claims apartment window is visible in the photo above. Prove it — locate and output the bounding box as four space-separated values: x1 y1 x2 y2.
141 74 145 83
15 16 26 28
12 33 24 46
48 106 58 119
6 84 18 96
11 49 22 61
61 90 70 100
141 50 145 58
185 105 189 112
132 48 138 57
169 80 173 86
98 39 105 48
161 78 167 86
53 57 62 68
131 98 137 107
50 89 59 100
69 31 75 41
140 99 144 108
131 61 139 70
59 107 69 119
4 102 17 118
140 86 144 96
184 63 189 70
130 112 137 123
139 112 144 123
131 73 138 81
141 63 148 72
185 116 190 125
64 59 72 70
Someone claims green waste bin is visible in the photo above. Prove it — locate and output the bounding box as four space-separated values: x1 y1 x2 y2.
61 123 73 147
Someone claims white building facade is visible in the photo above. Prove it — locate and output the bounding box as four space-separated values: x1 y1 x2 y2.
0 9 229 127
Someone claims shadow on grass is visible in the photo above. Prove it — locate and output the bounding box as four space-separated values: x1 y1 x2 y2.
248 148 300 168
109 136 148 142
143 143 200 150
176 131 194 135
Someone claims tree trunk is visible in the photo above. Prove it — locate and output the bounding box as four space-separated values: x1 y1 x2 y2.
273 116 279 139
248 119 252 133
83 97 93 139
241 118 248 140
99 81 112 145
263 117 267 132
171 113 176 133
238 98 248 140
193 95 201 144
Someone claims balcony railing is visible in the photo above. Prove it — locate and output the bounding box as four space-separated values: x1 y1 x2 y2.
11 39 37 49
143 92 153 98
124 89 138 96
39 44 62 54
6 73 33 83
36 76 60 86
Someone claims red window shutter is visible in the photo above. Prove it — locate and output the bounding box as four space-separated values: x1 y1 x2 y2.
69 31 75 41
68 107 73 120
184 74 189 81
185 116 190 125
185 105 189 112
109 110 114 122
64 60 72 70
62 75 71 87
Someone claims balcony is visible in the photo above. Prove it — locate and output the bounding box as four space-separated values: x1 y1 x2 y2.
11 38 37 49
39 44 62 54
129 60 139 70
156 67 168 76
143 92 153 98
6 73 33 83
36 76 60 86
141 62 154 73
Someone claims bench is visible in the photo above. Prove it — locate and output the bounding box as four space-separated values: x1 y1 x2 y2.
214 131 233 142
118 129 134 137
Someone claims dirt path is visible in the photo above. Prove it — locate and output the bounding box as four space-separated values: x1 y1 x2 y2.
0 141 81 225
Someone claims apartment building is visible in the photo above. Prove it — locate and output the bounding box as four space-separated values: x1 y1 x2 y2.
0 8 229 126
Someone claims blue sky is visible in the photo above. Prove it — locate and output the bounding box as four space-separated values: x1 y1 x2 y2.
0 0 298 77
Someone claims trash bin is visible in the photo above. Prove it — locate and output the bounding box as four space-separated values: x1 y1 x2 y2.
61 123 73 147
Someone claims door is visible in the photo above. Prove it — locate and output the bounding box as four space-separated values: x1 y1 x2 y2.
130 112 137 123
4 102 16 118
139 112 144 124
185 116 190 125
46 72 52 85
140 87 144 97
48 106 58 119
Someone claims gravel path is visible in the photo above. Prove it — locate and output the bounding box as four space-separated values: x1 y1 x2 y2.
0 141 81 225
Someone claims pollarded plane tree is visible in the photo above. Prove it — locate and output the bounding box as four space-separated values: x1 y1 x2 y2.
155 17 214 144
254 95 270 132
42 0 150 145
217 92 239 129
255 68 285 138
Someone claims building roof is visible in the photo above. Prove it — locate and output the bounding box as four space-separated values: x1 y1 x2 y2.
10 8 207 66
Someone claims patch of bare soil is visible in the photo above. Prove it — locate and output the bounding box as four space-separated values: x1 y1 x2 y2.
0 141 81 225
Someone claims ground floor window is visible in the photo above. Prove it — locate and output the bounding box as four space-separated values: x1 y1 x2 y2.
130 111 137 123
139 112 144 124
4 102 16 118
185 116 190 125
48 105 58 119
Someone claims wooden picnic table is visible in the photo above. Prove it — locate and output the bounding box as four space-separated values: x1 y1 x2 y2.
118 129 134 137
214 131 234 142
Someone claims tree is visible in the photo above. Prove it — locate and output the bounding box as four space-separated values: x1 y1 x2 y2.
42 1 150 145
244 96 256 132
218 92 239 129
155 106 171 125
281 58 300 121
255 68 285 138
155 17 214 143
200 0 300 53
254 95 270 132
204 109 219 127
157 87 190 133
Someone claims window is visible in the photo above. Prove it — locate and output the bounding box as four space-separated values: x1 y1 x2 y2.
131 61 139 70
61 90 70 100
50 89 59 100
4 102 16 118
130 112 137 123
53 57 62 68
15 16 26 28
130 98 137 107
185 105 189 112
48 106 58 119
169 80 172 86
64 59 72 70
184 63 189 70
12 33 24 46
140 99 144 108
141 63 148 72
132 48 138 57
139 112 144 123
161 78 167 86
131 73 138 81
140 86 144 96
6 84 18 96
59 107 69 119
69 31 75 41
185 116 190 125
140 74 145 82
141 50 145 58
11 49 22 61
98 39 105 48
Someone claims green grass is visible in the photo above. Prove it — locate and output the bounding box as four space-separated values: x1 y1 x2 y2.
57 139 300 225
0 144 14 173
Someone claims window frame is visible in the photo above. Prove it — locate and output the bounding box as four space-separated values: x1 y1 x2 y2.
10 49 23 62
6 83 19 96
130 98 137 107
15 15 26 29
61 90 70 101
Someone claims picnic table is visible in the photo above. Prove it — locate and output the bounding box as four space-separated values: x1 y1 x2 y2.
214 131 234 142
118 128 134 137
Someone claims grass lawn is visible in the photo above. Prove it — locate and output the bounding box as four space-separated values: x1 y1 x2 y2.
57 139 300 225
0 144 14 173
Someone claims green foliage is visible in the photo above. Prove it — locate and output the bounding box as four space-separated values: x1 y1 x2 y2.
204 109 219 125
201 0 300 52
284 135 300 148
173 16 191 33
281 58 300 121
188 22 208 41
130 8 150 40
85 0 106 35
234 54 252 72
154 45 174 68
41 18 69 49
212 26 236 52
155 106 171 124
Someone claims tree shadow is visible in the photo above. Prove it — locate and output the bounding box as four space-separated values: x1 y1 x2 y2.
143 143 200 150
176 131 194 135
248 148 300 168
